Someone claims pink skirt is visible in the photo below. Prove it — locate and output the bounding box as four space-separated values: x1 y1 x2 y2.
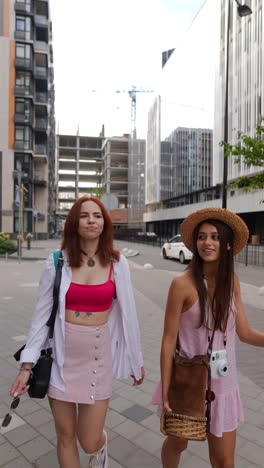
48 322 112 404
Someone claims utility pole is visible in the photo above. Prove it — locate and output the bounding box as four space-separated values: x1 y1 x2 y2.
16 161 22 263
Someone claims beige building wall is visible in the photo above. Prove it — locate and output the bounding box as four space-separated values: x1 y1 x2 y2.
0 22 14 232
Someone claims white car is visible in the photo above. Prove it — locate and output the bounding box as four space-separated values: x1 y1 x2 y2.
161 234 193 264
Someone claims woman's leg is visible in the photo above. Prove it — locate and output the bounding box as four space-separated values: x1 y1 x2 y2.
161 436 188 468
77 399 109 465
207 430 236 468
48 397 80 468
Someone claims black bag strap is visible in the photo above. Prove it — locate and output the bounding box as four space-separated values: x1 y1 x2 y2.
46 251 64 339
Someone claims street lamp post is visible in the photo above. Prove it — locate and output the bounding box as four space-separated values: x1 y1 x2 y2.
222 0 252 208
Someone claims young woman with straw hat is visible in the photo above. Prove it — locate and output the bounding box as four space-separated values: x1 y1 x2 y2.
152 207 264 467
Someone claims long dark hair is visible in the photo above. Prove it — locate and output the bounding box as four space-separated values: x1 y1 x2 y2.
61 196 120 267
188 219 234 332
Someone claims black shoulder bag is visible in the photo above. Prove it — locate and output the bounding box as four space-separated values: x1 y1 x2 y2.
13 252 64 399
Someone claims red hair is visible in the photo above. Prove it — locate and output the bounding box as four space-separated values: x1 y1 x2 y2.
61 196 120 267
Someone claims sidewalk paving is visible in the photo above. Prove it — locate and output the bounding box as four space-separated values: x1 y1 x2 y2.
0 239 264 467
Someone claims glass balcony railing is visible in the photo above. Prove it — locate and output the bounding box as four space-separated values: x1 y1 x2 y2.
15 2 33 15
14 112 33 125
15 57 33 70
35 92 48 103
35 144 47 155
35 118 47 130
15 85 33 97
35 66 48 78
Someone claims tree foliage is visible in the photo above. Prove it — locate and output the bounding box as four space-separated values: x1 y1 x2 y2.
221 120 264 192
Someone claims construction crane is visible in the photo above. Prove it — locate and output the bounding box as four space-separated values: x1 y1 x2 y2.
91 86 154 138
116 86 154 138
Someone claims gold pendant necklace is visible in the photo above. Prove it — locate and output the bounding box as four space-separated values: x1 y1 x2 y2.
80 248 97 267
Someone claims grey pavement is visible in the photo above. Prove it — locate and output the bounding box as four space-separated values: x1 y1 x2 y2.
0 239 263 467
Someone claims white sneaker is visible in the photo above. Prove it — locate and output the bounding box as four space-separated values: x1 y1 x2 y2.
88 431 108 468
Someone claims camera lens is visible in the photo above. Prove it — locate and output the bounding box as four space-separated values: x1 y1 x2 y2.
218 360 230 377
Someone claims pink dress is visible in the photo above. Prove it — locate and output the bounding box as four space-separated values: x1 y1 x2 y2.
151 298 244 437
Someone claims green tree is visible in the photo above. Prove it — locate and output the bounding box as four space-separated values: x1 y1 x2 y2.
221 120 264 193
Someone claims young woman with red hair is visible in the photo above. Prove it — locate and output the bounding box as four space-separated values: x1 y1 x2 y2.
10 196 144 468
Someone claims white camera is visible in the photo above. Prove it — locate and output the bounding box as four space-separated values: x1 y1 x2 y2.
210 349 230 379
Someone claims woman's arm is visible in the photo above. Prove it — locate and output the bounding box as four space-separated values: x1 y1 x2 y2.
161 276 186 412
19 253 56 364
235 274 264 346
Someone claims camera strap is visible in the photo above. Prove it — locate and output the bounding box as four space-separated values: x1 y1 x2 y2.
203 276 227 354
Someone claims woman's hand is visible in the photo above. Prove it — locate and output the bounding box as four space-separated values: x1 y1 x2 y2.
131 366 145 386
10 370 31 397
160 399 172 435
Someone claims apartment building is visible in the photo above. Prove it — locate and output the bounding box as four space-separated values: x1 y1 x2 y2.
56 133 129 229
0 0 55 238
56 134 103 227
101 136 129 224
213 0 264 236
128 137 145 227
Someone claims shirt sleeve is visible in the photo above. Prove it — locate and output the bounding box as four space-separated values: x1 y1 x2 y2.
20 253 56 365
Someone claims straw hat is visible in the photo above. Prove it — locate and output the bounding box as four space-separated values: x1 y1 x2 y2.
180 208 249 255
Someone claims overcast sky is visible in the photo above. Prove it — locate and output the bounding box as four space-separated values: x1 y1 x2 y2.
49 0 208 138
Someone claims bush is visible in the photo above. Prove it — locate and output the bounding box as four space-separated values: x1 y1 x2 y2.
0 239 17 255
0 232 8 242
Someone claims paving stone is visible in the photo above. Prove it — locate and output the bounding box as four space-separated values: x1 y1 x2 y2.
0 442 20 465
121 404 152 423
34 447 59 468
3 424 39 446
133 428 163 454
0 413 26 434
141 413 161 434
239 440 264 466
36 420 57 443
124 448 160 468
19 435 54 462
15 399 41 417
181 454 210 467
105 409 126 429
113 419 145 440
1 456 32 468
109 396 134 413
108 436 138 463
107 459 124 468
23 408 53 427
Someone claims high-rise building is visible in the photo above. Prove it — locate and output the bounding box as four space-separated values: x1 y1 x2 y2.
213 0 264 237
56 134 103 224
214 0 264 186
0 0 55 238
128 137 145 228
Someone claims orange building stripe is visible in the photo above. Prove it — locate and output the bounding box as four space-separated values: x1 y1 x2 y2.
8 40 15 149
3 0 10 37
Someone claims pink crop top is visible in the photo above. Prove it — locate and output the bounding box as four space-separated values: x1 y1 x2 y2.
65 264 116 313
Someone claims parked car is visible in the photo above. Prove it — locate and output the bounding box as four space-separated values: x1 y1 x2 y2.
161 234 193 263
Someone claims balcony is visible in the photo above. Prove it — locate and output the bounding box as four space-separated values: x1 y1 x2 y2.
35 144 47 154
14 112 33 125
14 141 32 151
15 2 33 15
15 57 33 70
15 30 32 41
35 66 48 79
35 92 48 104
35 15 48 27
34 41 49 53
15 85 34 98
35 118 47 131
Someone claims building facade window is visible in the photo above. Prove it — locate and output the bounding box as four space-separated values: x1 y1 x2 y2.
15 70 32 93
15 16 32 40
15 125 32 150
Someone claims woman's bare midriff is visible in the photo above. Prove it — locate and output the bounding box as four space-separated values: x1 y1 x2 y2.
65 309 109 326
